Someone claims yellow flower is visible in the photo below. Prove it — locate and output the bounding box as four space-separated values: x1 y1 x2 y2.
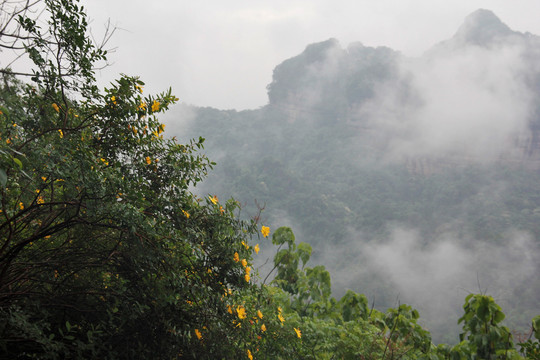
52 103 59 112
254 244 260 254
151 100 160 112
244 273 250 282
261 324 266 332
136 84 143 93
261 226 270 238
278 306 282 313
294 327 302 338
245 267 251 275
58 129 63 138
37 196 44 204
209 195 218 204
138 102 146 111
257 310 263 319
247 349 253 360
233 252 240 262
241 259 247 268
158 123 165 134
219 206 224 214
111 96 117 105
278 313 285 325
41 176 47 181
194 328 202 340
145 156 151 165
241 241 249 250
237 306 247 319
19 202 24 210
182 210 190 218
227 305 233 314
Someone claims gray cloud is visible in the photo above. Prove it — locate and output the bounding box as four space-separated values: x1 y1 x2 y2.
81 0 540 110
354 38 537 163
319 225 540 342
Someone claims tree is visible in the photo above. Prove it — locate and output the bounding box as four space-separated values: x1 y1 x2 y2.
0 1 264 358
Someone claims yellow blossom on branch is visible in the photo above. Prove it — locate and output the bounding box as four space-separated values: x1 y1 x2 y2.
151 100 160 112
244 273 250 282
278 313 285 325
19 202 24 210
261 324 266 332
261 226 270 238
145 156 151 165
237 306 247 319
182 210 190 218
241 259 247 268
194 328 202 340
254 244 260 254
247 349 253 360
52 103 59 112
233 252 240 262
257 310 263 319
58 129 63 138
158 123 165 134
294 327 302 338
209 195 218 204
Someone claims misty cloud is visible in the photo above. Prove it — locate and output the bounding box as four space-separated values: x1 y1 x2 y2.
320 225 539 342
356 40 537 163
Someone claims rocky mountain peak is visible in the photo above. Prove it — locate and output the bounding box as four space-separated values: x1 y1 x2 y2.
453 9 514 45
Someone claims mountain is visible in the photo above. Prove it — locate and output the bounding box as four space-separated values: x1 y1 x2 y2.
169 10 540 343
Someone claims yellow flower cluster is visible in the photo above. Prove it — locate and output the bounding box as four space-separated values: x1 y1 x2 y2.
237 306 247 319
151 100 160 112
261 226 270 238
277 307 285 325
209 195 218 204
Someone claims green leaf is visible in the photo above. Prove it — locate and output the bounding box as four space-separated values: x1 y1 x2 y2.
13 158 22 170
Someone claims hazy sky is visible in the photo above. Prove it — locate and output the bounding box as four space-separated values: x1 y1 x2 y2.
81 1 540 110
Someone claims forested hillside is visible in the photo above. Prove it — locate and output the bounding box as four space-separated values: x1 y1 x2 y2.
171 9 540 343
